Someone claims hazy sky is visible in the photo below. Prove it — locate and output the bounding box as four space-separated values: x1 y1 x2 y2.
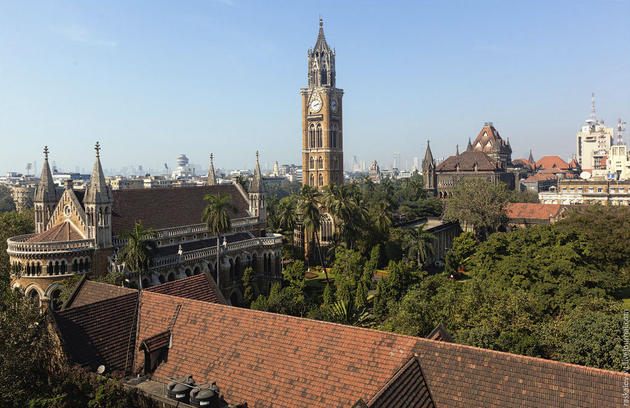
1 0 629 174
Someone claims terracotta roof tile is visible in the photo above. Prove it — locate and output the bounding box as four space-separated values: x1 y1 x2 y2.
140 330 171 353
111 185 249 235
27 221 84 243
506 203 563 221
522 173 557 183
146 273 225 304
535 155 570 171
64 279 136 309
132 291 630 408
54 292 138 374
426 323 453 343
367 356 435 408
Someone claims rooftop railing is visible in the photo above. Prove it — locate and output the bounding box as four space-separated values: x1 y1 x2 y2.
7 234 95 255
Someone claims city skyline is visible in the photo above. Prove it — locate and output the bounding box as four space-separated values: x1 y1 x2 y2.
1 0 629 174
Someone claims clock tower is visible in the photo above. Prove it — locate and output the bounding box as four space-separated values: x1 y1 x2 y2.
301 18 344 188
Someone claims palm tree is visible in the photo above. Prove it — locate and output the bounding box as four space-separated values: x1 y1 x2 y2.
297 185 329 282
276 196 297 237
322 184 366 249
118 221 157 289
329 297 371 326
202 192 235 289
402 223 435 268
369 200 392 235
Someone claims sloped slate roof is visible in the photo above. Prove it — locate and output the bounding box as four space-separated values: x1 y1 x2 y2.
54 292 139 374
436 151 501 172
132 291 629 408
110 184 249 235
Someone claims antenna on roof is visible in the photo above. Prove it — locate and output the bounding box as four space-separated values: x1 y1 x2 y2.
590 92 597 122
617 118 627 145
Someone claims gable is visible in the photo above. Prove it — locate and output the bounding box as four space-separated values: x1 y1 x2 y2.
46 189 88 237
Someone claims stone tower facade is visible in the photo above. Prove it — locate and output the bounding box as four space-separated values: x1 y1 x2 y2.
301 19 344 188
34 146 59 234
422 141 437 196
84 142 113 248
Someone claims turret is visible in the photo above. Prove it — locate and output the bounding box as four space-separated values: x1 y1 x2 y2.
308 18 336 88
84 142 113 248
422 141 437 195
34 146 59 233
248 151 266 222
207 153 216 186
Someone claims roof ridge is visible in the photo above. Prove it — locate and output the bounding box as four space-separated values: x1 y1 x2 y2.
140 291 629 378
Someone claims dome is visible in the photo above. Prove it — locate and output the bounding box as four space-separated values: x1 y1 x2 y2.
176 154 189 167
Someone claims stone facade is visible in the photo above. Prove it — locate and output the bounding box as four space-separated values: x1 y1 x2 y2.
7 146 282 309
301 19 344 188
539 179 630 206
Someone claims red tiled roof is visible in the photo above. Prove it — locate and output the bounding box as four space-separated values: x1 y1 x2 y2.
512 158 535 170
64 279 136 309
536 155 570 171
522 173 557 183
365 356 435 408
110 185 249 235
140 331 171 353
506 203 563 221
146 273 225 304
133 291 629 408
27 221 84 243
436 151 501 172
54 292 138 374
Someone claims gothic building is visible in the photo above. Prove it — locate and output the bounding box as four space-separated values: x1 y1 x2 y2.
301 18 344 188
7 145 282 309
424 124 516 197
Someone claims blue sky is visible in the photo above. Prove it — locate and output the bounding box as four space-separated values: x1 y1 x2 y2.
1 0 629 174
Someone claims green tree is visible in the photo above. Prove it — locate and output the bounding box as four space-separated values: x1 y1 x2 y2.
443 178 510 240
242 267 255 307
297 185 328 280
117 222 156 288
445 231 476 274
401 224 435 267
202 192 235 288
282 260 306 291
329 297 371 326
0 185 16 213
0 210 34 285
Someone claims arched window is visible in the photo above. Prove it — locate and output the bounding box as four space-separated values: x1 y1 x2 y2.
61 261 66 274
316 124 322 147
36 263 41 275
73 259 78 273
318 156 324 169
54 261 59 275
309 124 315 148
310 157 315 170
310 174 315 186
79 259 84 273
331 123 338 148
318 174 324 186
48 261 53 275
320 69 327 85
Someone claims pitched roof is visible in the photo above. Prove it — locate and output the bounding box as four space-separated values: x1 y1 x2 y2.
506 203 563 221
436 150 501 172
522 173 557 183
131 291 629 408
54 292 138 374
140 330 171 353
470 124 510 154
313 18 330 52
536 155 570 171
27 221 84 243
146 273 226 304
512 158 536 171
426 323 453 343
64 279 136 309
110 184 248 235
366 356 435 408
423 141 434 166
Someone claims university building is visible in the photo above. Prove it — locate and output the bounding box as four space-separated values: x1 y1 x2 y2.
7 145 282 309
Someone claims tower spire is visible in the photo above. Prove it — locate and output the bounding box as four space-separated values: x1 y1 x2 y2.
466 137 473 151
85 141 111 204
423 140 434 165
249 151 264 193
589 92 597 122
34 146 57 203
456 144 459 156
207 153 216 185
528 149 535 163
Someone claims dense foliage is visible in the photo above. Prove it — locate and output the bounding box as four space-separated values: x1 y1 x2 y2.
0 210 34 285
0 185 17 213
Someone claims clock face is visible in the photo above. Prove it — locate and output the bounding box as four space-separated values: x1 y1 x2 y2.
331 98 338 113
310 96 322 113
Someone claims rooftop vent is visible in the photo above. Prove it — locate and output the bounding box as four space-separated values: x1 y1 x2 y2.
167 375 196 403
190 381 221 407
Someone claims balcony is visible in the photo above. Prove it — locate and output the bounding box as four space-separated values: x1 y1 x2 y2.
149 233 282 270
7 234 95 256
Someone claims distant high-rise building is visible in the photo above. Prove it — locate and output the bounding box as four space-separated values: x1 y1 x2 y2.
576 94 614 176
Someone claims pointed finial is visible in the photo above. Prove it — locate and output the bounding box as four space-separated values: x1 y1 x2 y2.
95 141 101 158
456 144 459 155
256 150 259 161
43 146 49 160
319 17 323 28
210 152 214 162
